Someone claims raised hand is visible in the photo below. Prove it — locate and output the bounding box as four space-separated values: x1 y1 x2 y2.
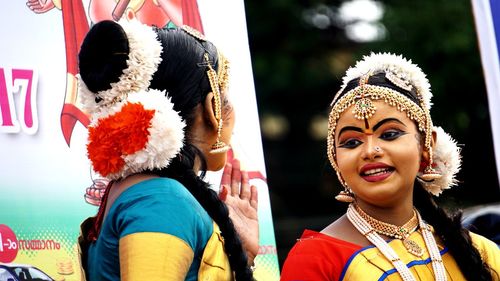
26 0 56 13
219 159 259 264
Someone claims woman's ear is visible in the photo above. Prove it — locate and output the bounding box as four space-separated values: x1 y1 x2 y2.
203 92 219 131
422 130 438 163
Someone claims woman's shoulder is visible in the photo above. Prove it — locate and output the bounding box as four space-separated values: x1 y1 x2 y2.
287 215 364 257
109 177 212 244
468 231 500 267
280 229 362 281
118 177 188 198
469 231 499 249
111 177 202 211
288 229 362 257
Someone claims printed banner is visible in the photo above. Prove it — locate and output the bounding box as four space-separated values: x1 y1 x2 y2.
471 0 500 189
0 1 279 280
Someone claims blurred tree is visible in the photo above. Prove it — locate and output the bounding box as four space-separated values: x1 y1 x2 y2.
244 0 500 267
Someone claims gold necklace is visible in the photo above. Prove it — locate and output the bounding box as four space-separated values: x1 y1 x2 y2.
347 204 447 281
354 204 423 257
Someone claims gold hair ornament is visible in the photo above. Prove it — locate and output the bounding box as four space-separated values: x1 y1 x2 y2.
180 25 231 154
386 69 413 92
181 25 206 41
204 53 230 154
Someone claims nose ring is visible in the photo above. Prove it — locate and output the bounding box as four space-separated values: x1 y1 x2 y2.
374 146 381 152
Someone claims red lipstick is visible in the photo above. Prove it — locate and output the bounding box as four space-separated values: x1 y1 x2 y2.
360 163 394 182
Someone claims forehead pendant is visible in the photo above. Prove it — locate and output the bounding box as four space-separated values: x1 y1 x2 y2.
352 73 376 120
353 97 376 120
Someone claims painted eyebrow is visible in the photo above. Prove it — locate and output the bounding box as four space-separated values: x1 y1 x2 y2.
372 118 407 131
337 126 363 139
337 118 406 138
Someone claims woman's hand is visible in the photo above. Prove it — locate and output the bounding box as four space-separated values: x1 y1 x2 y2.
219 159 259 265
26 0 55 13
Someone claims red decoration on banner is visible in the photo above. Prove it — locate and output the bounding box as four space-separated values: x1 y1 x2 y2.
0 224 18 263
226 149 267 182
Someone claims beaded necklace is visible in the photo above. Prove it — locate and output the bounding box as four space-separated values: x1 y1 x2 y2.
353 204 423 256
347 204 447 281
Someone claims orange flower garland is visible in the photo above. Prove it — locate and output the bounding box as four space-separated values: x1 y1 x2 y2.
87 102 155 177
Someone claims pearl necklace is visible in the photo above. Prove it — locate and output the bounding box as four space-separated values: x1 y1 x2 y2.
347 204 447 281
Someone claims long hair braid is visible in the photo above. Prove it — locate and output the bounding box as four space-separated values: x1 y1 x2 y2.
157 144 254 281
413 182 496 280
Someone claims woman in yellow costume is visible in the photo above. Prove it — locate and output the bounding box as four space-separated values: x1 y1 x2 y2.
77 19 258 280
280 53 500 281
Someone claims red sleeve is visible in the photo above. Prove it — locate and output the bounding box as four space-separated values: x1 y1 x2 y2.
280 231 360 281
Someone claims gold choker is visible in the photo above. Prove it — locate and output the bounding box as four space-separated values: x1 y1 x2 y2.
353 204 423 257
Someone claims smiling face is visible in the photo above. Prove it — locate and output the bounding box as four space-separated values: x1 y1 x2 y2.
334 100 424 207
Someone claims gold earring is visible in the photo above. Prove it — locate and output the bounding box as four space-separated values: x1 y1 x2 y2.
205 53 230 154
419 166 441 181
335 189 355 203
419 149 442 181
333 170 355 202
210 123 230 154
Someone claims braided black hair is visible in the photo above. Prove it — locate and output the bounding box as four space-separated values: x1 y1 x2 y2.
414 182 497 280
156 145 254 280
151 27 254 280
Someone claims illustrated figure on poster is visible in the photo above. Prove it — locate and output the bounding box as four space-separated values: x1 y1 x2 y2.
26 0 204 147
26 0 207 206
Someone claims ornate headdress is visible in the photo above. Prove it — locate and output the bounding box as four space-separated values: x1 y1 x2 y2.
78 19 185 180
328 53 461 196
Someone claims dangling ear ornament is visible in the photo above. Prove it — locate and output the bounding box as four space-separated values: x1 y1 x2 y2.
210 140 230 154
419 166 442 182
204 53 230 154
335 189 355 203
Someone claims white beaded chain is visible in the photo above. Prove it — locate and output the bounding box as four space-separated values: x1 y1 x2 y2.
347 204 447 281
417 212 447 281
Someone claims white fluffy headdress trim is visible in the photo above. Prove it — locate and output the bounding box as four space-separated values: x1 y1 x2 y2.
78 19 163 116
80 19 185 180
336 52 433 109
87 90 185 180
419 126 462 196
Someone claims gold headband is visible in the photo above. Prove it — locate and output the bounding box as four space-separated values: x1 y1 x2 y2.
327 73 434 183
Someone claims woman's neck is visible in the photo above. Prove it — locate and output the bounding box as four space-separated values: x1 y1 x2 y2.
193 156 202 174
103 173 159 217
355 199 414 226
